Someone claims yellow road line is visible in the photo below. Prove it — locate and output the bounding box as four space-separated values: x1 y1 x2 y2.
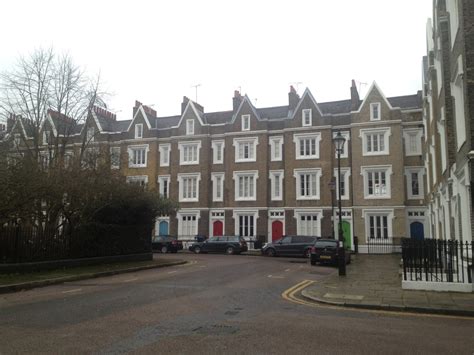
61 288 82 294
281 280 474 321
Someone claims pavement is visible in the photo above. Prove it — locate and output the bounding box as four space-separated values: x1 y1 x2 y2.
301 253 474 317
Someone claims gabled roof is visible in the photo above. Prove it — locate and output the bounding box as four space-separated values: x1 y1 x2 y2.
291 88 323 119
387 94 422 110
231 95 261 123
126 105 152 131
354 81 393 113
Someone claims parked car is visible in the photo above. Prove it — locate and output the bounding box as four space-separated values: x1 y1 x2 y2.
189 236 248 255
261 235 318 258
152 236 183 253
310 239 351 266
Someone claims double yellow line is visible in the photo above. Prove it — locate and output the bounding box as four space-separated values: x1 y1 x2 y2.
281 280 317 307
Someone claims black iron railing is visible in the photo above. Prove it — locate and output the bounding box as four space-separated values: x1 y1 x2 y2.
365 237 402 254
402 238 473 284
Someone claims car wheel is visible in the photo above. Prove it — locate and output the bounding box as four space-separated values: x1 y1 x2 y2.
161 246 168 253
226 246 235 255
304 249 311 258
265 248 276 257
194 246 201 254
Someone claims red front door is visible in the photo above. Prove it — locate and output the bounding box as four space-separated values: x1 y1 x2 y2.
213 220 223 236
272 221 283 242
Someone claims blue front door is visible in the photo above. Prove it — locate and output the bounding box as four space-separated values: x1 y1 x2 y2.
410 222 424 241
159 221 169 236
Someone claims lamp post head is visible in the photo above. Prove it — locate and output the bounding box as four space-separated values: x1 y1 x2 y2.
333 131 346 153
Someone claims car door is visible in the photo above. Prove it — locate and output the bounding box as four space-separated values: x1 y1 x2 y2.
216 236 228 253
291 236 306 255
202 237 217 252
277 236 293 256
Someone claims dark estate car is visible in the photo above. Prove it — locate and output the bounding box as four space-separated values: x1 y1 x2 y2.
261 235 318 258
189 236 248 255
310 239 351 266
152 236 183 253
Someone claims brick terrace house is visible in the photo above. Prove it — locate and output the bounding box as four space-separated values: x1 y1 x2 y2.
422 0 474 243
3 81 425 251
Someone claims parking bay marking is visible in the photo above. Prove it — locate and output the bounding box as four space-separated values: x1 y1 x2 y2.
123 278 139 283
268 275 285 279
62 288 82 294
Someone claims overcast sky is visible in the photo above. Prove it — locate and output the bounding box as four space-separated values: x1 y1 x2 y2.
0 0 432 120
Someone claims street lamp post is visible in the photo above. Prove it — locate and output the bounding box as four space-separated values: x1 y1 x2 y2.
329 179 336 239
333 131 346 277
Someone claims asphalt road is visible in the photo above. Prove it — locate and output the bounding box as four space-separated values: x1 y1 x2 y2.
0 253 473 354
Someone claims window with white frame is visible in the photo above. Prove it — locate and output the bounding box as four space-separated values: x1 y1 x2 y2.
212 173 224 202
405 167 424 199
128 145 149 168
159 144 171 167
212 140 224 164
295 211 320 235
360 127 390 155
452 67 466 150
333 131 350 158
269 170 284 201
233 171 258 201
43 131 51 145
126 175 148 187
370 102 381 121
158 175 170 198
403 128 423 156
82 148 99 169
242 114 250 131
13 134 21 148
178 141 201 165
293 133 321 159
364 210 393 240
135 124 143 139
87 126 95 142
64 151 73 169
269 136 283 161
178 173 201 202
178 213 199 237
294 168 321 200
186 119 194 135
333 168 351 200
233 137 258 162
302 109 312 126
39 152 50 170
110 147 121 169
361 166 392 199
234 212 258 237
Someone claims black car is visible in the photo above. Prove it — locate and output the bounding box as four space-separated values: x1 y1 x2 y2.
261 235 318 258
152 236 183 253
310 239 351 265
189 236 248 255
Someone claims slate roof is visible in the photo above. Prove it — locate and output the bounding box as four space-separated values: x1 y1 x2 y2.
258 105 289 119
319 99 354 115
203 110 233 125
387 94 422 110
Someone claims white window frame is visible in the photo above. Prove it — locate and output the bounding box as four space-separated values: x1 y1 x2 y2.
211 172 225 202
269 170 284 201
177 211 200 238
127 144 149 168
333 131 350 158
186 119 195 135
178 141 201 165
159 143 171 167
293 132 321 160
451 64 466 151
403 128 423 156
43 130 51 145
363 209 394 241
135 123 143 139
177 173 201 202
158 175 170 198
333 168 351 200
360 127 391 156
87 126 95 142
293 209 322 236
126 175 148 187
370 102 381 121
405 167 425 200
232 210 259 238
361 165 392 199
242 114 250 131
212 140 225 164
293 168 322 200
302 109 312 126
233 137 258 163
110 147 121 169
269 136 283 161
233 170 258 201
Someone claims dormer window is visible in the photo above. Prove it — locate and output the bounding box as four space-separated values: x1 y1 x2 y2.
186 119 195 135
242 115 250 131
302 109 312 126
370 103 381 121
135 124 143 139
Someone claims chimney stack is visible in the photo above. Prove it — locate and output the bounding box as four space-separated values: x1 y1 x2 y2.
350 80 360 111
288 85 299 110
94 106 116 121
233 90 242 112
181 96 190 114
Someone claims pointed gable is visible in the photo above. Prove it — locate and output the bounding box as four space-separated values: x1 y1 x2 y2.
352 81 394 123
231 95 260 131
290 88 323 127
174 99 206 136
